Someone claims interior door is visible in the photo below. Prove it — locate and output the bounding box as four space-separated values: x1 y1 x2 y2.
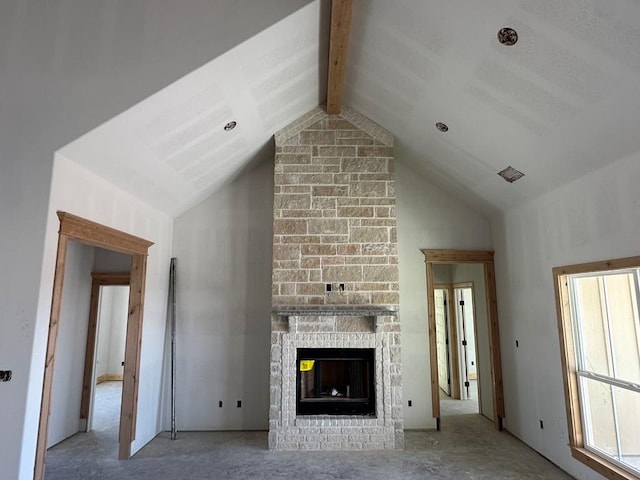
455 287 476 400
435 289 451 395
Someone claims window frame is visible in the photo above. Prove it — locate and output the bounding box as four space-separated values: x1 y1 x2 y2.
553 256 640 480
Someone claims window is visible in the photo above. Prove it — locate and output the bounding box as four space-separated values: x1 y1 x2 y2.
554 258 640 480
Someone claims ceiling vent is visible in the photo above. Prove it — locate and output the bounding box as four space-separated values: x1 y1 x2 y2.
498 166 524 183
497 27 518 46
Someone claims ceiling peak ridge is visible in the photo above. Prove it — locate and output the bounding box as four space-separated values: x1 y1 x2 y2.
275 104 393 147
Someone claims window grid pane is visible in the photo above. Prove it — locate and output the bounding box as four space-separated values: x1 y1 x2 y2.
614 385 640 476
569 268 640 478
579 376 617 458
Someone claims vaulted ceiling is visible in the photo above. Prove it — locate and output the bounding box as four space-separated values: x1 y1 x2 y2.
57 0 640 218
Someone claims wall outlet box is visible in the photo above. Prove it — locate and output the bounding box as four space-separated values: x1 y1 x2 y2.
327 282 346 296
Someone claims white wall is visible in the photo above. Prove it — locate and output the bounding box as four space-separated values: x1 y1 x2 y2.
171 157 274 430
95 288 113 379
26 155 173 474
106 287 129 376
433 264 452 284
47 241 94 447
94 250 132 273
492 151 640 480
396 161 493 429
96 286 129 379
0 3 317 476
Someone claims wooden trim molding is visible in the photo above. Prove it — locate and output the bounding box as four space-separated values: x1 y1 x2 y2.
422 249 504 431
422 249 494 264
35 212 152 480
326 0 353 114
571 447 638 480
121 254 147 453
425 262 439 423
96 374 124 384
57 211 152 255
34 235 68 480
484 262 505 426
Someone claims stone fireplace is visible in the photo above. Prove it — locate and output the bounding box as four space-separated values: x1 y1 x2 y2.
269 106 403 450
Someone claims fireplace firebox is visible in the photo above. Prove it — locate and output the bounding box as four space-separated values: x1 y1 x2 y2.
296 348 375 416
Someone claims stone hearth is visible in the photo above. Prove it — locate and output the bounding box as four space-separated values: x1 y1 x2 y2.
269 107 403 450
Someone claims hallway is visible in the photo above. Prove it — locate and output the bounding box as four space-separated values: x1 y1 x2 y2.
440 379 479 417
46 401 572 479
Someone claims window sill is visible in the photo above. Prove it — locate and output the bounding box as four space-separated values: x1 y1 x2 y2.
571 447 639 480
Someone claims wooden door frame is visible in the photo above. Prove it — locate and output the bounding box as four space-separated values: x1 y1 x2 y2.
80 273 131 428
35 212 153 480
422 249 504 431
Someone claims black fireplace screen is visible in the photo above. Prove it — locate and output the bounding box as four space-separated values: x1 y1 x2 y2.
296 348 375 416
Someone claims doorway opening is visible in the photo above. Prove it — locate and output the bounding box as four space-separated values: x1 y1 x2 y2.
35 212 153 480
91 284 129 433
422 249 504 431
434 283 481 417
81 276 131 436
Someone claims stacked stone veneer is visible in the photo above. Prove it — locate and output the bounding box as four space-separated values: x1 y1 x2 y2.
269 106 403 451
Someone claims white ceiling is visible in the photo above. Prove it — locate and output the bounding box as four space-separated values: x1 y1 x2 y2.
58 1 329 217
58 0 640 218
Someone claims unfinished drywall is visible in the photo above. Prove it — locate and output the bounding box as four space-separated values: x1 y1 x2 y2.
47 241 94 447
170 156 492 432
170 157 274 431
28 155 173 468
433 264 452 284
492 151 640 480
95 286 129 380
396 161 493 429
0 3 318 476
94 250 132 273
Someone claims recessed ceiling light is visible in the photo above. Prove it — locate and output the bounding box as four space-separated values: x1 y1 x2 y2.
224 121 237 131
498 166 525 183
498 27 518 46
436 122 449 132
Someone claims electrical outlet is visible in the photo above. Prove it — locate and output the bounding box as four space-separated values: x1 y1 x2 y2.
408 400 412 407
539 420 544 429
327 283 347 296
0 370 12 382
516 340 519 348
237 400 242 408
219 401 223 408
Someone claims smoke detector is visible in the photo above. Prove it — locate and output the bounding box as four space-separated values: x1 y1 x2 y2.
498 166 525 183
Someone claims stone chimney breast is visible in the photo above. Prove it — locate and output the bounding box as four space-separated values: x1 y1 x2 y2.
269 106 403 451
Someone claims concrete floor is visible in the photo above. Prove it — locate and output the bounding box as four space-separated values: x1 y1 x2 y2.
46 382 574 479
440 380 478 416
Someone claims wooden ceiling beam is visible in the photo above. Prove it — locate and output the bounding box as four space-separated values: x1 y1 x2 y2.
326 0 353 115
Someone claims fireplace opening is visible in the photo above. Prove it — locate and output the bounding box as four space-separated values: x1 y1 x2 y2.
296 348 376 416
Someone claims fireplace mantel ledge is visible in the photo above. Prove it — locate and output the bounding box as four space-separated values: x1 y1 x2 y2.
272 306 397 317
